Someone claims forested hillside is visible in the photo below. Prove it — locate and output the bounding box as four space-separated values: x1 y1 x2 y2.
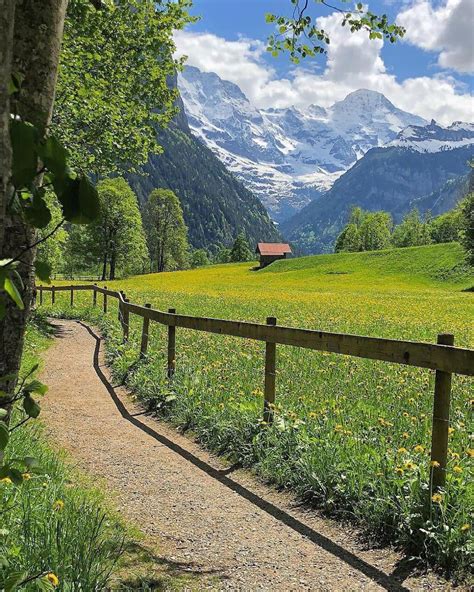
128 89 280 253
283 145 473 253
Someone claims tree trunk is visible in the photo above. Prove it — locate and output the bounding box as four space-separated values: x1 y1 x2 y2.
0 0 68 401
109 251 116 280
101 249 107 281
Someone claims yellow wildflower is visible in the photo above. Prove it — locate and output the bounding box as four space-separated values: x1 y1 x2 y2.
52 499 64 512
22 473 31 480
405 461 416 470
431 493 443 503
0 477 12 485
46 573 59 587
467 449 474 458
395 467 404 475
453 466 463 474
430 460 440 468
397 447 408 454
448 427 455 435
402 432 409 439
413 445 424 454
460 524 471 532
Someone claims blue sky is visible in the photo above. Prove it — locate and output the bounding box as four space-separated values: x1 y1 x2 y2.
175 0 473 124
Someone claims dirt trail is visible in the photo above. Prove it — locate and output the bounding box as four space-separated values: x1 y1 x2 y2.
40 320 451 591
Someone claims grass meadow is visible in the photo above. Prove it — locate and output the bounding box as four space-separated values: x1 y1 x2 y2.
43 243 474 578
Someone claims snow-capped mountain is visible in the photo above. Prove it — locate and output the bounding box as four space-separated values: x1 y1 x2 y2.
387 120 474 153
178 66 427 221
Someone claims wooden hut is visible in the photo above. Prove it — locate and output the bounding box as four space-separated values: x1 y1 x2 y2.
256 242 292 268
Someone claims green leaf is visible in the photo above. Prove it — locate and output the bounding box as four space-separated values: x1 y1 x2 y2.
35 261 52 284
78 174 100 222
38 135 69 178
0 409 7 419
4 276 24 310
0 555 9 568
10 120 38 188
23 395 41 418
0 422 9 450
23 456 39 469
24 380 48 395
24 193 52 228
57 173 99 224
2 571 26 592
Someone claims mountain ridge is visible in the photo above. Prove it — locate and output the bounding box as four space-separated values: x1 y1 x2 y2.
178 66 428 221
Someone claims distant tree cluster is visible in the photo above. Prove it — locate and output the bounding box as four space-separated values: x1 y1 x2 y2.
335 199 472 262
37 179 259 278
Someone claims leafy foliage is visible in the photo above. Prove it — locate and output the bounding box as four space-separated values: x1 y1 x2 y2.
143 189 189 272
266 0 405 64
54 0 194 176
190 249 210 268
65 178 148 280
230 232 253 262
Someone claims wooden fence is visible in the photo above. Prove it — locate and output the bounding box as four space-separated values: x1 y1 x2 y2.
37 283 474 492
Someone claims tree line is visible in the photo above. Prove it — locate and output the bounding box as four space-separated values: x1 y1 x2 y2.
335 193 473 264
38 178 257 280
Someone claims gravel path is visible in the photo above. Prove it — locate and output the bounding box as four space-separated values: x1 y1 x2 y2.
39 320 453 591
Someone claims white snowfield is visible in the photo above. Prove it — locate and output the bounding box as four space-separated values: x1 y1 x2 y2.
178 66 473 221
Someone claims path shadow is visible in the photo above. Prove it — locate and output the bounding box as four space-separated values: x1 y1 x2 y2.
113 540 223 590
79 321 414 592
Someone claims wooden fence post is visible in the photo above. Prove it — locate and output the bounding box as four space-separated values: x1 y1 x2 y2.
167 308 176 378
103 286 107 314
70 286 74 307
51 285 55 305
263 316 277 423
430 333 454 492
123 298 130 342
140 303 151 358
93 283 97 306
39 286 43 305
118 291 124 324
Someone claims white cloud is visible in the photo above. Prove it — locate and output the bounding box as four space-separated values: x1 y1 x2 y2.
175 10 473 125
397 0 474 74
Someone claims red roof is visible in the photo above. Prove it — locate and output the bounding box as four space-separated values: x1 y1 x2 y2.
256 242 292 256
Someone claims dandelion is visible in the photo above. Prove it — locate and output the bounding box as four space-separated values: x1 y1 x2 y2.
402 432 409 439
46 573 59 587
22 473 31 480
413 445 424 454
395 467 404 475
448 427 455 435
430 460 440 468
0 477 12 485
397 447 408 454
431 493 443 503
52 499 64 512
467 449 474 458
453 466 463 474
404 461 417 470
460 524 471 532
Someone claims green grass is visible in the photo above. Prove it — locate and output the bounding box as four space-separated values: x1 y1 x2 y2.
44 244 474 579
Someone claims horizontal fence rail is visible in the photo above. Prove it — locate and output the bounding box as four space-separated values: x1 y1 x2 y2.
37 283 474 492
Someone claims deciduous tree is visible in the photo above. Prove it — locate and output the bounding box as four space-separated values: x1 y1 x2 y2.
143 188 189 273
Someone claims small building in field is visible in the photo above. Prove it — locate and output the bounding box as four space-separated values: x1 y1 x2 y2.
256 242 292 268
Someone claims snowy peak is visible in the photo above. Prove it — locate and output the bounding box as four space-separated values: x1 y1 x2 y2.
177 66 471 221
388 120 474 152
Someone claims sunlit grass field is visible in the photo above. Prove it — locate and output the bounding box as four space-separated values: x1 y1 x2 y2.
45 243 473 576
